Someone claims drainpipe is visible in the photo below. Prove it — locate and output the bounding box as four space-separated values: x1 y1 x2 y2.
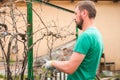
39 0 74 13
27 0 34 80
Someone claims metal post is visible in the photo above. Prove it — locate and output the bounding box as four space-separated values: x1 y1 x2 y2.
76 25 78 39
27 0 34 80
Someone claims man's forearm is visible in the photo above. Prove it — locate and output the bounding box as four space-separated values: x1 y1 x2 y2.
52 60 74 74
44 52 84 74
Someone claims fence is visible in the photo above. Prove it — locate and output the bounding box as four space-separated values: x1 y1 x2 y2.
42 72 67 80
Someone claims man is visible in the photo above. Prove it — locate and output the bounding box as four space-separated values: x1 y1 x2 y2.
43 1 104 80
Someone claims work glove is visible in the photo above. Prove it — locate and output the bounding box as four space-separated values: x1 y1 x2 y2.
42 59 55 70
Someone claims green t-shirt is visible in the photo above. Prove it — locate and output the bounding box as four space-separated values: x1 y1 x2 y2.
67 27 104 80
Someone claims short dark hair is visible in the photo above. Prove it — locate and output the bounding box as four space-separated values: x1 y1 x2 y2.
76 1 96 19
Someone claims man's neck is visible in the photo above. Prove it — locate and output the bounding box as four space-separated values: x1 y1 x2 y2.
82 18 95 31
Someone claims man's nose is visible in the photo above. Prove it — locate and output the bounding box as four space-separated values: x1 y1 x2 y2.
72 16 76 22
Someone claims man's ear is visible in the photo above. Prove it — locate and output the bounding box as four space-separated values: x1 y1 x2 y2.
81 10 87 17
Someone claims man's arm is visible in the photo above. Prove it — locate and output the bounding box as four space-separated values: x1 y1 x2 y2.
52 52 85 74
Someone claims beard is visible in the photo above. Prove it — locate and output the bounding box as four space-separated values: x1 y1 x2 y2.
76 19 83 30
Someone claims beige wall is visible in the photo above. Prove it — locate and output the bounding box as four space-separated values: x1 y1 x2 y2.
0 1 120 70
95 1 120 70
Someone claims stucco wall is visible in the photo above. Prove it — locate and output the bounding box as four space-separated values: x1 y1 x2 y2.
0 1 120 70
95 1 120 70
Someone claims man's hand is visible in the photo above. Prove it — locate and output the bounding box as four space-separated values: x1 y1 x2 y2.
42 59 55 70
44 61 53 68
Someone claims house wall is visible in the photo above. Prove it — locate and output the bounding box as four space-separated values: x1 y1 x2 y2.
95 1 120 70
0 1 120 70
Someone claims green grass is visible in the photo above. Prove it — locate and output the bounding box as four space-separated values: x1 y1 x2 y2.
0 74 28 80
0 74 4 78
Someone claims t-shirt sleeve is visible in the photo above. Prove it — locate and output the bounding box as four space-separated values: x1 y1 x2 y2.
73 33 91 55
